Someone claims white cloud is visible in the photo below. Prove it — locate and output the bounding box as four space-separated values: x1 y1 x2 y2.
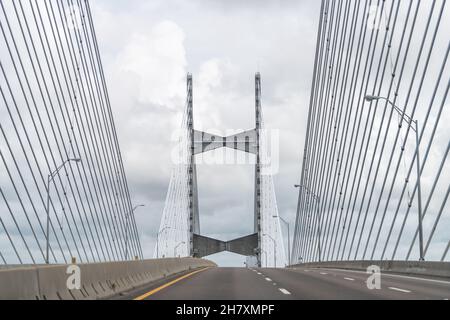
116 21 187 107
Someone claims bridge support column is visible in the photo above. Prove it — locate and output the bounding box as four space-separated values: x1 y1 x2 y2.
254 73 262 267
187 74 200 257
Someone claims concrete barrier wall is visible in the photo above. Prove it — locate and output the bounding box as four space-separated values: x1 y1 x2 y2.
0 258 216 300
289 260 450 278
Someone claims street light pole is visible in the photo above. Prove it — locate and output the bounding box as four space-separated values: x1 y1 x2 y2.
273 215 290 266
414 120 425 261
125 204 145 260
263 234 276 267
45 158 81 264
174 241 186 258
365 95 424 261
156 226 172 258
261 249 268 267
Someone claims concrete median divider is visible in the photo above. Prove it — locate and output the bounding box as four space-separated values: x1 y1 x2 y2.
0 258 216 300
289 260 450 278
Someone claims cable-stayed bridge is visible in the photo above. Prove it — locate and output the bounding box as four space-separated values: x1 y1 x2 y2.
0 0 449 300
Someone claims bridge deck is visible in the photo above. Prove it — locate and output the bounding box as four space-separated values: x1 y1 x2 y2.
116 267 450 300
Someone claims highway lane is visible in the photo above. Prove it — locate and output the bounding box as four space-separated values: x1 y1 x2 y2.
133 267 294 300
263 267 450 300
116 267 450 300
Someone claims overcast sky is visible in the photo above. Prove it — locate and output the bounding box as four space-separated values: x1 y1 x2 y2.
88 0 320 266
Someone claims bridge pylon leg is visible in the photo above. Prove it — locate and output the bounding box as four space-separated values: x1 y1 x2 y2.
254 73 262 268
187 74 200 257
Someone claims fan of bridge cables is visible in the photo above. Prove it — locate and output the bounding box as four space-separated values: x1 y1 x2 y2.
259 111 287 267
292 0 449 263
154 101 191 259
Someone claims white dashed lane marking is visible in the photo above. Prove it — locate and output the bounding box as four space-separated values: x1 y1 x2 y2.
320 272 328 275
315 268 450 285
344 277 355 281
388 287 411 293
265 278 272 282
279 288 291 295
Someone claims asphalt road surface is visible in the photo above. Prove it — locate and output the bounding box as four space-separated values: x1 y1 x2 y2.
116 267 450 300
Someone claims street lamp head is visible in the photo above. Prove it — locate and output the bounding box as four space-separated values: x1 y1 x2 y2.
131 204 146 214
364 95 380 102
70 158 82 163
294 184 301 188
